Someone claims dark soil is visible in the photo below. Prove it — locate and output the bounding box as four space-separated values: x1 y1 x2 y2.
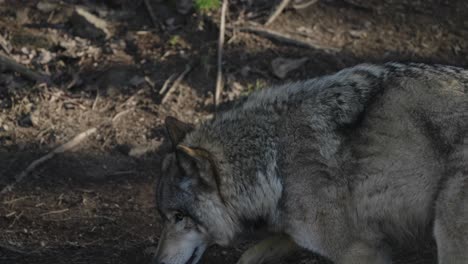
0 0 466 263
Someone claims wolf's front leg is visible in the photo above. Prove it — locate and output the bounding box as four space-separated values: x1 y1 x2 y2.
236 235 298 264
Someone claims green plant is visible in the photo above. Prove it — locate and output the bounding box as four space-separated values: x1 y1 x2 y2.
243 79 266 96
195 0 220 12
168 35 181 46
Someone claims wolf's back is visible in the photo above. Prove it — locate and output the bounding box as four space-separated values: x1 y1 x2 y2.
239 62 467 112
188 62 467 171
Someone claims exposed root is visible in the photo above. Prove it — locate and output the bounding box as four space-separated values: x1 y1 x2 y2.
0 128 97 195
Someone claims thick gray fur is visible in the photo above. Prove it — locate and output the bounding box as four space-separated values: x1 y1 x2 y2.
154 63 468 264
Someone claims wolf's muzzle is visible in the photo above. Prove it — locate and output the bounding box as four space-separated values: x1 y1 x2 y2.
153 246 199 264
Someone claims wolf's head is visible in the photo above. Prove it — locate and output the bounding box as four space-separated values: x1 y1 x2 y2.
153 117 237 264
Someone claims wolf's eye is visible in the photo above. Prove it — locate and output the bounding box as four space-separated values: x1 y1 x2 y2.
174 212 184 223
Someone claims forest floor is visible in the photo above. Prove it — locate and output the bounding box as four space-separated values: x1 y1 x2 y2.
0 0 467 263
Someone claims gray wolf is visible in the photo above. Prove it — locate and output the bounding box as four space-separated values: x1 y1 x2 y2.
153 63 468 264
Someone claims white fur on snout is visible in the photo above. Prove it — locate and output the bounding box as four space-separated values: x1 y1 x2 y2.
156 229 208 264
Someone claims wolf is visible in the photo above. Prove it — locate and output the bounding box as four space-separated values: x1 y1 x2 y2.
153 63 467 264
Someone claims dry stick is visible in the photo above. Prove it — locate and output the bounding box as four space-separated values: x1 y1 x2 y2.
265 0 291 26
0 127 97 195
5 211 16 217
215 0 228 109
3 196 30 204
292 0 318 9
92 89 100 110
143 0 158 29
159 73 177 95
112 108 133 123
40 208 69 216
0 54 51 84
161 64 192 104
236 25 341 53
0 35 12 54
144 75 155 89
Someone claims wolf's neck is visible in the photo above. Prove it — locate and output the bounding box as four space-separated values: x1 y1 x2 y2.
184 119 283 234
223 152 284 234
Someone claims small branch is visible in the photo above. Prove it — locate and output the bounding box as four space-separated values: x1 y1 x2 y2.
92 89 100 110
0 53 51 84
41 208 69 216
236 25 340 53
144 75 155 89
144 0 159 29
0 35 12 54
161 64 192 104
159 73 177 95
3 196 31 204
265 0 291 26
44 215 116 222
292 0 318 9
215 0 228 109
118 88 144 109
53 128 97 153
66 72 81 89
112 108 133 123
0 128 97 195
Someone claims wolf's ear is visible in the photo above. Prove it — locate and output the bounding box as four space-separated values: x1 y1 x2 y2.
165 116 194 147
176 145 220 191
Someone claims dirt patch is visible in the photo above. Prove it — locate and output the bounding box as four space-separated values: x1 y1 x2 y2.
0 0 466 263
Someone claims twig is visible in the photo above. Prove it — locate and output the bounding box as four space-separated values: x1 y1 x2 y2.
6 211 16 217
40 208 69 216
66 72 81 89
265 0 291 26
44 215 116 222
0 53 51 84
161 64 192 104
292 0 318 9
110 89 144 121
92 89 100 110
3 196 31 204
215 0 228 108
159 74 177 95
112 108 133 123
0 128 97 195
118 88 144 109
144 75 155 89
143 0 158 29
8 211 23 228
235 25 340 53
0 35 12 54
